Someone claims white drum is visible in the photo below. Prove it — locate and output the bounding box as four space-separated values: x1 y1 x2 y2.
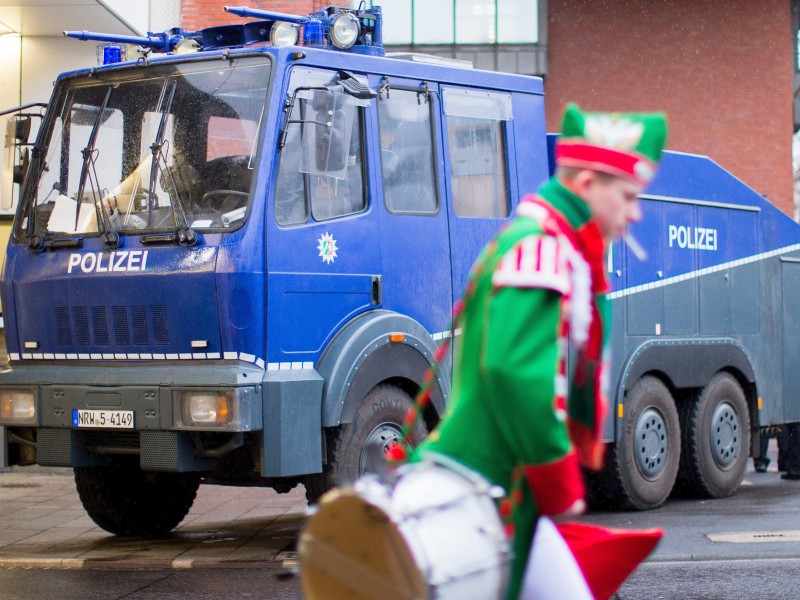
299 455 510 600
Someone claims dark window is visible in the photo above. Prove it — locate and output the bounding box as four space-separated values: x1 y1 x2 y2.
444 88 511 218
378 87 438 214
23 57 270 237
275 68 369 226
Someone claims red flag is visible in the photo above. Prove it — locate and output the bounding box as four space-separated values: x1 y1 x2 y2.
523 517 662 600
558 522 662 600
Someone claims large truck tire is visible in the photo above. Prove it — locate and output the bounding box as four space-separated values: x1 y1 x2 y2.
74 456 201 537
676 373 750 498
589 376 681 510
304 384 427 504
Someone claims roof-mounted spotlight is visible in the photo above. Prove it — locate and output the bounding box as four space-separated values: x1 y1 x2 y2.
329 12 360 49
270 21 299 46
174 38 200 54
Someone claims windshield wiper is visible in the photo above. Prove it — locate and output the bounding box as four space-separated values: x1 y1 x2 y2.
74 87 120 247
89 153 121 248
147 81 197 246
23 146 46 250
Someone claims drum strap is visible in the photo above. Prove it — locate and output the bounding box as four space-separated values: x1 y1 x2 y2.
387 221 511 466
388 198 596 540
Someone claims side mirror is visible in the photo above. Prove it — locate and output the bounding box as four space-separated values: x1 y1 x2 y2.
300 86 353 177
14 116 31 143
311 84 345 113
315 115 347 173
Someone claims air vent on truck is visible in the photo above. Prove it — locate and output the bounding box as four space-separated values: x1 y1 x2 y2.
54 304 170 347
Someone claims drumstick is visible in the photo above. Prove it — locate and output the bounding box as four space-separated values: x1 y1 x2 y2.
624 231 647 261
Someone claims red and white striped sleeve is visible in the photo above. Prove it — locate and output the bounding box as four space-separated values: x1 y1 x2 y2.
491 234 571 294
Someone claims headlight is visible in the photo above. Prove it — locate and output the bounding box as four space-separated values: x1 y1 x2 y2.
329 13 360 49
173 388 254 431
183 392 232 426
0 389 37 424
271 21 299 47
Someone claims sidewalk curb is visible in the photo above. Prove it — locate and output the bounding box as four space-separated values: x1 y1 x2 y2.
648 553 800 564
0 557 292 570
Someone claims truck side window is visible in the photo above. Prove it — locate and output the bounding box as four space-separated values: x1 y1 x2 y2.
443 88 512 219
378 88 438 214
275 68 369 226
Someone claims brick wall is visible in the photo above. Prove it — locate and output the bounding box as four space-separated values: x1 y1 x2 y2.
546 0 795 215
181 0 330 30
181 0 795 214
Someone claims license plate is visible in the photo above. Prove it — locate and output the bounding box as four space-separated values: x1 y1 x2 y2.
72 409 134 429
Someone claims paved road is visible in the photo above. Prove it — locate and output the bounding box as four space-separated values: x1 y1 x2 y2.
619 558 800 600
0 567 303 599
0 466 306 569
2 442 800 598
587 467 800 563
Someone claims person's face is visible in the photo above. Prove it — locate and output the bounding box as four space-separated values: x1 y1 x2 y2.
576 172 644 240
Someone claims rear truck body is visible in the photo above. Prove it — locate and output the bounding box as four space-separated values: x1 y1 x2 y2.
592 148 800 509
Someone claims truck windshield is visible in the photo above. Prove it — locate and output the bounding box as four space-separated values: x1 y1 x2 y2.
18 56 270 239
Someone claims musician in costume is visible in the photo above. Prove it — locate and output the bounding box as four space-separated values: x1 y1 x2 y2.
414 104 668 599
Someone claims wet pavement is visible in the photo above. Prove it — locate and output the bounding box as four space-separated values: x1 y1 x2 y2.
0 466 306 571
0 440 796 579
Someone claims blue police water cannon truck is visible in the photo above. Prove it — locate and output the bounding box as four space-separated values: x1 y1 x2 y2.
0 4 793 536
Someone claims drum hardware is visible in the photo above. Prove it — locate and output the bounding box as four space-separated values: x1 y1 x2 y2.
299 453 511 600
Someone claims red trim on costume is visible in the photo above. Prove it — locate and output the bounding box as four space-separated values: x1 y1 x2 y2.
492 235 571 292
519 195 609 296
577 222 610 294
521 194 610 470
525 452 586 516
556 139 655 186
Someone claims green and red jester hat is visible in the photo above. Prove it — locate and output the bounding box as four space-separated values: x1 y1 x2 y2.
556 103 668 187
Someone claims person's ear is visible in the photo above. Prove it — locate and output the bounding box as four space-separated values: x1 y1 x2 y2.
565 169 596 198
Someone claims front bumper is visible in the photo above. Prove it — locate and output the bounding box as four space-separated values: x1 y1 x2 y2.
0 362 262 471
0 362 325 478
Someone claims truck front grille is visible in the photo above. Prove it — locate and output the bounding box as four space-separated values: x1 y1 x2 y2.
54 304 170 348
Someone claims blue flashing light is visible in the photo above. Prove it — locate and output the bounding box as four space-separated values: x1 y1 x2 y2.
102 45 123 65
302 18 324 47
68 6 385 57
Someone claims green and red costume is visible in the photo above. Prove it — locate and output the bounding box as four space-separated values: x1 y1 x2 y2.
416 178 611 600
411 104 667 599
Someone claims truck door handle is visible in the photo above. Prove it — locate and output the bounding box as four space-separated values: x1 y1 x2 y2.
371 275 382 306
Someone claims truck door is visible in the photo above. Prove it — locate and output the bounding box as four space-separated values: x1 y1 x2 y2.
782 260 800 421
440 86 515 296
267 67 381 365
372 78 451 333
624 199 697 336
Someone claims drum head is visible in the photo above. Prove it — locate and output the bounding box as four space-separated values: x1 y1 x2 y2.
300 487 427 600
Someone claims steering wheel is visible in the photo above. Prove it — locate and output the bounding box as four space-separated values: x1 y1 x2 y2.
200 190 248 215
